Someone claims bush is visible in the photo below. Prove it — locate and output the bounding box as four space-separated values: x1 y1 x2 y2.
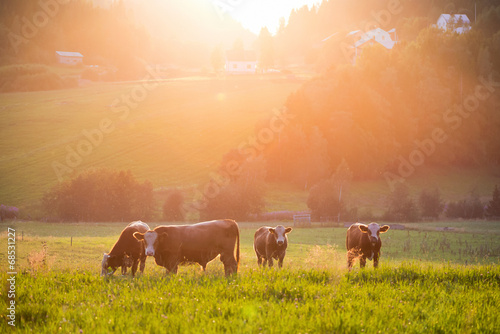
42 169 155 222
383 184 419 222
486 185 500 218
163 189 185 222
419 188 444 219
199 158 266 221
445 191 484 219
0 64 78 92
0 205 19 221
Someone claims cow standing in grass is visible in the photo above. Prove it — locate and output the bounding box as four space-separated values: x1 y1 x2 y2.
101 221 149 276
346 223 390 270
133 219 240 276
254 225 292 268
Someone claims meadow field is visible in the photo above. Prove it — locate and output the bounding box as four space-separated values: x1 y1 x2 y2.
0 75 302 209
1 220 499 333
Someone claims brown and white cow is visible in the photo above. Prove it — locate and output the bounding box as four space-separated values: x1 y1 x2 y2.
133 219 240 276
101 221 149 276
346 222 390 270
254 225 292 268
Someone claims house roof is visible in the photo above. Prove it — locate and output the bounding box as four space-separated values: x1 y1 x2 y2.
55 51 84 57
439 14 470 24
353 28 396 50
226 50 257 62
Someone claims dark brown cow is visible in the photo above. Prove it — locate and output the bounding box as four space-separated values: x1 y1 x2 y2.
346 222 390 270
101 221 149 276
133 219 240 276
254 225 292 268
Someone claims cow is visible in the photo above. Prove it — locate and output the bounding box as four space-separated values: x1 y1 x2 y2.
101 221 150 277
254 225 292 268
346 222 390 270
133 219 240 276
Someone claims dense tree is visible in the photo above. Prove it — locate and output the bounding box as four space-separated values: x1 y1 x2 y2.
163 189 185 222
419 188 444 218
486 185 500 217
42 169 155 222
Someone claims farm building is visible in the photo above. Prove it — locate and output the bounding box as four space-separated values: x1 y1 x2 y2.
55 51 84 65
347 28 397 65
225 50 257 74
435 14 471 34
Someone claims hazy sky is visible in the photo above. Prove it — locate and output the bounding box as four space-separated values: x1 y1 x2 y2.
220 0 321 34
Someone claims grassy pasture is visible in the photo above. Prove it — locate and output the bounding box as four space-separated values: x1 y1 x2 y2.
1 221 499 333
0 76 302 208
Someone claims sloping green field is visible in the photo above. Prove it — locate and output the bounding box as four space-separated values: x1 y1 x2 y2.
0 76 302 207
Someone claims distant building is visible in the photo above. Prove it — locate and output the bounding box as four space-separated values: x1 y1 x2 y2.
346 28 397 65
436 14 471 34
55 51 84 65
225 50 257 74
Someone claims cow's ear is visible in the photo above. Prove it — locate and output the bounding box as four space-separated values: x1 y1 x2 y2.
285 227 292 234
380 225 390 233
358 224 369 233
269 228 275 235
133 232 145 241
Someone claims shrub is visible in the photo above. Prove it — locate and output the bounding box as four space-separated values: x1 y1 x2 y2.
486 185 500 218
0 205 19 221
42 169 155 222
383 183 419 222
163 189 185 222
419 188 444 219
0 64 77 92
445 190 484 219
199 158 266 221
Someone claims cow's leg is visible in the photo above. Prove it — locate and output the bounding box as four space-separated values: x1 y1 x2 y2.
359 256 366 268
139 255 146 273
267 257 274 268
121 266 127 275
373 252 380 268
257 255 263 266
278 255 285 268
131 259 139 277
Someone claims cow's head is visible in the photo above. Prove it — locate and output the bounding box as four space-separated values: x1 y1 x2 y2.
358 223 390 246
101 253 125 276
269 225 292 246
133 231 168 256
101 253 110 276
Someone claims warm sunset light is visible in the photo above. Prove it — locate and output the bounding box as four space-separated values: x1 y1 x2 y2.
1 0 500 331
225 0 321 34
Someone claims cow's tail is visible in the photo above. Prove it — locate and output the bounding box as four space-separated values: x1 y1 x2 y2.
236 223 240 271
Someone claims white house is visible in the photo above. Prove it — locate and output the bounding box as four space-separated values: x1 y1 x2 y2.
436 14 471 34
225 50 257 74
347 28 397 65
55 51 84 65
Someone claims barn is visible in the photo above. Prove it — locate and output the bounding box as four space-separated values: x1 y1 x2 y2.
55 51 84 65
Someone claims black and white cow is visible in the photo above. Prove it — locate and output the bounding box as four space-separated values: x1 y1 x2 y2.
346 223 390 269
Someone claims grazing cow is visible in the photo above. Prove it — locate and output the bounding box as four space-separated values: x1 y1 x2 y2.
101 221 149 277
346 222 390 269
133 219 240 276
254 225 292 268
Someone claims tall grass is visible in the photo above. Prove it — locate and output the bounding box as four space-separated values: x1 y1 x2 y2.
2 263 498 333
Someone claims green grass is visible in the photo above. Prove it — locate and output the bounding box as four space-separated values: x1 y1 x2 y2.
0 221 499 332
0 76 302 208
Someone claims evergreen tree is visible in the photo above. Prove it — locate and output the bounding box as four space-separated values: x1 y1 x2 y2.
486 185 500 217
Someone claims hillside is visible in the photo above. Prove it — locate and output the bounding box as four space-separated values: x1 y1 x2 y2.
0 76 303 208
